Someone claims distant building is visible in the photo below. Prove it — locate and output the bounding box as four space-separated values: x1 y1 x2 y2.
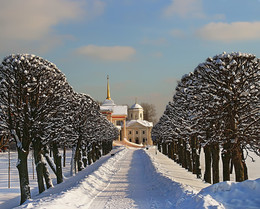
100 76 127 141
100 76 153 145
126 102 153 145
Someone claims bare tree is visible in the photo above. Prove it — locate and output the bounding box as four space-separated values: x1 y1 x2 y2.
140 103 157 124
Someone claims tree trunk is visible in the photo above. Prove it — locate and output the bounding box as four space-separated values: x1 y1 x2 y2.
43 147 57 175
185 141 192 172
173 141 177 162
169 142 174 160
157 143 161 153
95 143 101 160
177 139 183 166
78 148 84 171
32 140 45 194
191 136 196 174
162 142 167 155
241 150 248 180
63 146 66 167
70 146 76 176
82 146 88 167
87 144 92 166
211 144 220 184
195 147 201 178
53 142 63 184
167 142 172 159
42 159 53 189
109 141 113 152
222 143 231 181
204 145 212 184
102 141 107 156
75 139 84 172
191 136 201 178
91 143 97 163
87 151 92 165
17 149 31 205
232 143 244 182
182 140 187 169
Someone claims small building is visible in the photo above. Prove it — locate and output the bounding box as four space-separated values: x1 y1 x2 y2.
126 102 153 145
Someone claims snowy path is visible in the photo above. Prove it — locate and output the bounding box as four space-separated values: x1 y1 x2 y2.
88 148 172 209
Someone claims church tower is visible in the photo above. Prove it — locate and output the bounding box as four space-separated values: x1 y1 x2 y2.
100 75 128 141
106 75 111 100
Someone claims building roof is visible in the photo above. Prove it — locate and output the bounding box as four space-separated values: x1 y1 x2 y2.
102 99 115 106
100 103 128 116
100 76 127 116
130 103 143 109
113 105 128 116
126 120 153 128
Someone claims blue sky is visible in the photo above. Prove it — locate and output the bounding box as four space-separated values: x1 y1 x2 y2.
0 0 260 118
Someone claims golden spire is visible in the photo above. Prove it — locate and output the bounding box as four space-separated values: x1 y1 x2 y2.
106 75 111 100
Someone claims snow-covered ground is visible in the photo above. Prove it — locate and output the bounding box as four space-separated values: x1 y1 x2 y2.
0 146 259 209
0 149 74 208
199 149 260 181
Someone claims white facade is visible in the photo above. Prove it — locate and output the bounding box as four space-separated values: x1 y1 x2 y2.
128 103 144 120
126 103 153 145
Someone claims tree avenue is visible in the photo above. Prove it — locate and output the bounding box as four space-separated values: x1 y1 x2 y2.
0 54 119 205
152 52 259 184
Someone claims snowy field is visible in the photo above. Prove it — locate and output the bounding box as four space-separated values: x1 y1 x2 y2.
0 146 259 209
0 149 74 208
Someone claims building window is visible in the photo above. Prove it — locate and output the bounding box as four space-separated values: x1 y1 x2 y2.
143 138 146 143
143 131 145 134
131 113 133 119
129 131 132 135
116 121 121 126
135 137 139 144
129 138 132 142
136 131 138 134
140 113 142 118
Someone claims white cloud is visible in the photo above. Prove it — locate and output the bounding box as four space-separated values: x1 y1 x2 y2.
0 0 105 54
197 21 260 42
76 45 136 61
163 0 205 18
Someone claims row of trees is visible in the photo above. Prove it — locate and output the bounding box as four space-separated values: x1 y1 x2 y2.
152 52 259 184
0 54 119 204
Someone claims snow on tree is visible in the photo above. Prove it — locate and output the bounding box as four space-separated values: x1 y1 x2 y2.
193 52 259 182
0 54 69 203
153 52 259 183
0 53 119 204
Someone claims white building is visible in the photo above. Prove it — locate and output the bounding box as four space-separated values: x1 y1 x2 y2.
126 102 153 145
